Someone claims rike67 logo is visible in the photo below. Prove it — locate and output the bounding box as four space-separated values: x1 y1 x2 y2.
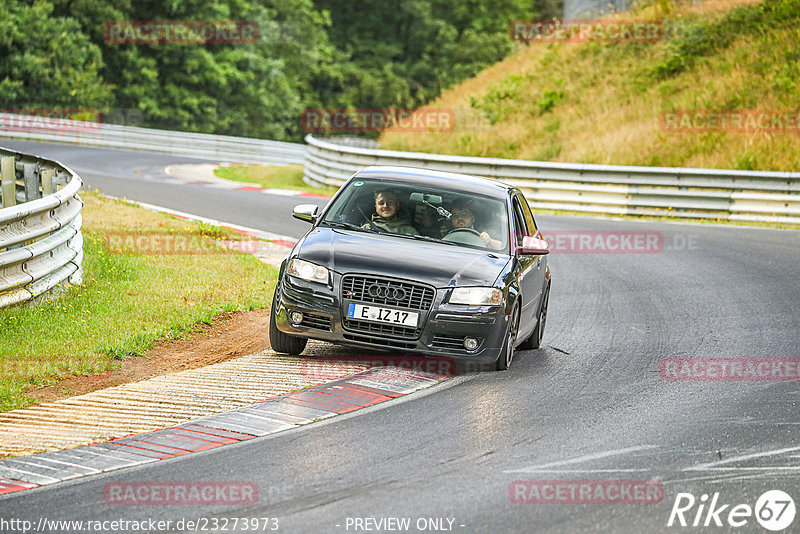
668 490 795 531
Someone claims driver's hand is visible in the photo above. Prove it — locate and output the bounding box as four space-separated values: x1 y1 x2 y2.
480 232 491 244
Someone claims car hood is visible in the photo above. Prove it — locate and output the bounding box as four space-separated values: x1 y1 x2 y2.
297 227 509 287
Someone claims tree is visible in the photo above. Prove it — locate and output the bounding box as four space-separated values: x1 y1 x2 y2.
0 2 112 111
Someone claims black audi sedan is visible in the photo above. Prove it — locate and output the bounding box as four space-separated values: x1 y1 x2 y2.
269 166 551 370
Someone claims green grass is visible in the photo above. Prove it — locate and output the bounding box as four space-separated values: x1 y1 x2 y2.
0 192 279 412
380 0 800 172
214 164 339 196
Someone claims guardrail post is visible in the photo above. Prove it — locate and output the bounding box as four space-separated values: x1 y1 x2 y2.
1 156 15 208
23 163 40 202
41 168 55 196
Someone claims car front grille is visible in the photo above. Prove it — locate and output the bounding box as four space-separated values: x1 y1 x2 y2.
343 333 416 350
341 275 435 311
344 318 417 338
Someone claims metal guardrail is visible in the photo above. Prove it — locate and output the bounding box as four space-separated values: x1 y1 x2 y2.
0 147 83 308
0 112 306 166
304 135 800 224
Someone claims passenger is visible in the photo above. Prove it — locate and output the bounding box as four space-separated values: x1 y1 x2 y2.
448 199 503 250
416 204 448 239
363 189 418 235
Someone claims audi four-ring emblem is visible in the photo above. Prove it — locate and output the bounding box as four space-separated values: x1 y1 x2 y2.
367 284 407 301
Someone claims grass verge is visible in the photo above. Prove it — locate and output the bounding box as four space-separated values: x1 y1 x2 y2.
214 164 338 196
0 191 279 412
380 0 800 172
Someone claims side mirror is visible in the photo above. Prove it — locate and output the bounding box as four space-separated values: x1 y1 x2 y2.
292 204 319 224
518 235 550 255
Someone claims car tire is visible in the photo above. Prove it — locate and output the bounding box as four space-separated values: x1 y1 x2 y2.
496 302 520 371
519 282 550 350
268 284 308 355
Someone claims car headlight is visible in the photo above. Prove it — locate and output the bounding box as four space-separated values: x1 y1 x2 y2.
287 258 329 284
449 287 502 305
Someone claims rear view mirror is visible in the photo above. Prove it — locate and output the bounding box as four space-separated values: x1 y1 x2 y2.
409 192 443 204
519 235 550 255
292 204 319 224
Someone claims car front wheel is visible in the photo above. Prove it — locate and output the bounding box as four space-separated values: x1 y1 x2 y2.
519 281 550 350
268 284 308 355
496 303 520 371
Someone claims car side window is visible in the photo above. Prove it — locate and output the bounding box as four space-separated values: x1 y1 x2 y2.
518 194 537 235
511 196 528 246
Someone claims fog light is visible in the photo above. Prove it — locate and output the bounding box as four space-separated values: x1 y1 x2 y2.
290 311 304 325
464 337 479 351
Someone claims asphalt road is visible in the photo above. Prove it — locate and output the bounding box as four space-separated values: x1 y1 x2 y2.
0 140 326 239
2 140 800 533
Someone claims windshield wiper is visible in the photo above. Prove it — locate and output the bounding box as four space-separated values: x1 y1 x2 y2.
406 234 459 246
321 220 379 234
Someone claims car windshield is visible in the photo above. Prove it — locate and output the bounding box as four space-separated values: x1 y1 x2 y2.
320 178 509 252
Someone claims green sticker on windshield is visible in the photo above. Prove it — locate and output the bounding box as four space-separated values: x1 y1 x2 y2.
353 181 364 186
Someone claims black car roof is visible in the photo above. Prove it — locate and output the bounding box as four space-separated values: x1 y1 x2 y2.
352 166 514 198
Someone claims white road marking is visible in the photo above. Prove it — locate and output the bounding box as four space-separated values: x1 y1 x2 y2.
685 445 800 471
504 468 651 473
503 445 657 473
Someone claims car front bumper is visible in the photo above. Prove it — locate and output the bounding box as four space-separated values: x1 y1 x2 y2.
274 274 510 369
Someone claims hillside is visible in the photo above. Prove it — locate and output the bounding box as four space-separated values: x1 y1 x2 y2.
380 0 800 171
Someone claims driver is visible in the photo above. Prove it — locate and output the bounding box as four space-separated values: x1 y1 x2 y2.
362 189 418 235
449 199 503 250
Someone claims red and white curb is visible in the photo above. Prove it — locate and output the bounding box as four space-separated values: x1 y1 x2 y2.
0 366 450 496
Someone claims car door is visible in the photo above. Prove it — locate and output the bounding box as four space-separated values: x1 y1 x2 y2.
512 193 546 340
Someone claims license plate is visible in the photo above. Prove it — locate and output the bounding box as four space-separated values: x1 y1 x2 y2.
347 303 419 327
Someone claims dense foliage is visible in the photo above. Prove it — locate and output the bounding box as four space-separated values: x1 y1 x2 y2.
0 0 537 140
